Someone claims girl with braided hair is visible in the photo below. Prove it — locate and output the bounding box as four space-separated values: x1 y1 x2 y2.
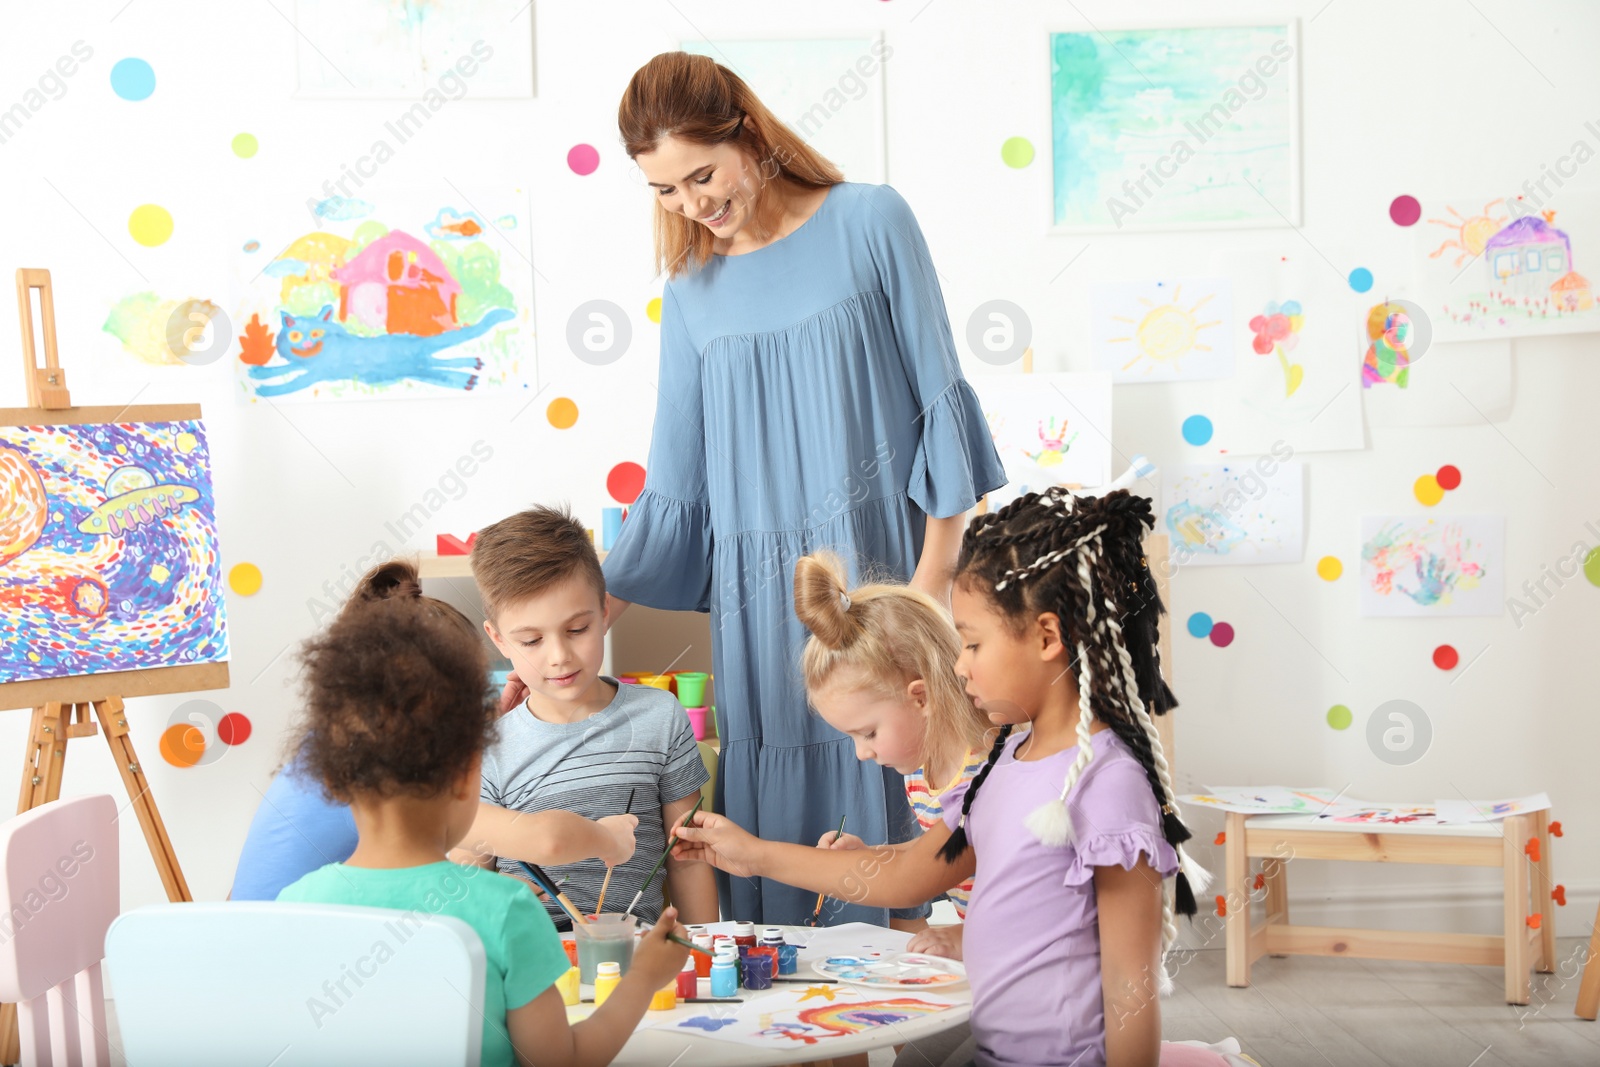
676 488 1228 1067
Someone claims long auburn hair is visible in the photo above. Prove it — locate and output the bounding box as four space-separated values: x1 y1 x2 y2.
618 51 843 279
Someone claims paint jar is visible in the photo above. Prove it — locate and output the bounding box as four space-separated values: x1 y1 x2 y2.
676 956 699 999
692 933 715 976
602 507 624 550
594 961 622 1006
710 948 739 998
561 938 579 967
732 921 757 948
685 706 709 740
572 913 637 983
759 927 785 947
748 944 778 982
555 966 580 1006
674 671 710 707
649 984 677 1011
744 952 774 990
778 943 799 976
637 673 673 691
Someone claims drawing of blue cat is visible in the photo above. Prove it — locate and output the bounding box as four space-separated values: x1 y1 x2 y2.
248 306 513 398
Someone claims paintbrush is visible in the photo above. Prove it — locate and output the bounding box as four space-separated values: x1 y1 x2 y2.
623 795 703 918
518 860 590 928
594 787 638 914
807 815 847 926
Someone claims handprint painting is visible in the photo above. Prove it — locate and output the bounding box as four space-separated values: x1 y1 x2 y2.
233 195 532 402
0 421 230 684
1359 516 1504 617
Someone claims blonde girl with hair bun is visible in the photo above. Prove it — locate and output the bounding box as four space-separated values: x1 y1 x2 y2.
793 550 997 955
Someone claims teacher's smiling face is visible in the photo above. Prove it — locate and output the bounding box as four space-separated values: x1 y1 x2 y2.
637 134 765 241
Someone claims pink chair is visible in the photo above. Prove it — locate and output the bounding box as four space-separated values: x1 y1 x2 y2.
0 794 118 1067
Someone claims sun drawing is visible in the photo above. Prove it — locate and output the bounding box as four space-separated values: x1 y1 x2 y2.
1109 285 1220 374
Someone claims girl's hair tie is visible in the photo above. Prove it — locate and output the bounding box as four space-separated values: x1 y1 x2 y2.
839 591 851 612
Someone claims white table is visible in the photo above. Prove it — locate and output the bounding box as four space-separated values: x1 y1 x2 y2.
596 923 972 1066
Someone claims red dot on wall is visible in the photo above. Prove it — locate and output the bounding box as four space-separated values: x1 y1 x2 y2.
607 462 647 505
1432 644 1459 671
217 712 252 746
1436 464 1461 491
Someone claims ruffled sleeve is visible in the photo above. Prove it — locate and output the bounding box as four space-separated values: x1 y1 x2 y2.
1062 751 1180 887
863 185 1007 518
602 287 714 612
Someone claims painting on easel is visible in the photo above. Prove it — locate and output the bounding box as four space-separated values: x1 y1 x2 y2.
0 419 229 684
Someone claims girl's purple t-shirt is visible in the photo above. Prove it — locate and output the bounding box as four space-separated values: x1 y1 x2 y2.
942 727 1179 1067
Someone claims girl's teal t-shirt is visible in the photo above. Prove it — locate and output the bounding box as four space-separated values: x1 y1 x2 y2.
279 861 568 1067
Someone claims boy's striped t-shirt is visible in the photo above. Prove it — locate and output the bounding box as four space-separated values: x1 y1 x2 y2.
905 748 988 918
480 679 708 927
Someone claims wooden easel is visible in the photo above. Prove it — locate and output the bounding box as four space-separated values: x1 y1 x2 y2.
973 348 1178 766
1 269 226 1064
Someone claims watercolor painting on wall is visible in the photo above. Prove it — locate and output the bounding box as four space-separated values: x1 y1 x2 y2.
682 36 887 184
969 372 1112 508
293 0 535 98
1359 515 1504 617
646 986 958 1049
1163 459 1303 566
1050 23 1300 231
1205 249 1363 452
1418 194 1600 342
0 420 230 685
1090 278 1235 383
231 190 532 402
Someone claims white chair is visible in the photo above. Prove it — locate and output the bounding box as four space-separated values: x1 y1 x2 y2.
0 793 119 1067
105 901 486 1067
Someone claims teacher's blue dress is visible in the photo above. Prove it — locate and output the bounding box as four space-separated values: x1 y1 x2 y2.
603 182 1006 925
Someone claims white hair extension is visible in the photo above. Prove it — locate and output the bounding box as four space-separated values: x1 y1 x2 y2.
1023 548 1101 846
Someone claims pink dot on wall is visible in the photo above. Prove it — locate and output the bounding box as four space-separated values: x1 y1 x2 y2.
567 144 600 176
1390 195 1422 226
1209 622 1235 648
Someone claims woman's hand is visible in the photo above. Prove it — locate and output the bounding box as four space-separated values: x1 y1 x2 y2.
672 811 766 879
907 922 964 960
816 830 867 850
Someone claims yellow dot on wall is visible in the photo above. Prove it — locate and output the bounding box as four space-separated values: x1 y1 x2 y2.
1413 474 1444 507
646 297 662 324
1316 556 1342 581
547 397 579 429
229 562 263 596
129 204 174 247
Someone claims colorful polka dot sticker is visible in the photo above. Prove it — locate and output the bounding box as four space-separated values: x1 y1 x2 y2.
232 133 259 159
128 204 173 247
567 144 600 176
217 712 252 746
1186 612 1213 638
229 562 263 596
1181 415 1214 446
1435 464 1461 491
1586 546 1600 587
110 57 156 101
1316 556 1343 581
1414 474 1445 507
607 462 646 504
1348 267 1374 293
1326 704 1353 730
546 397 579 429
158 723 205 768
646 297 662 324
1432 644 1459 670
1000 137 1035 168
1208 622 1235 648
1389 195 1421 226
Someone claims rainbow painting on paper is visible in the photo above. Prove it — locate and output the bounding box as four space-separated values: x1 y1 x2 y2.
1359 515 1504 617
0 421 230 684
646 987 959 1049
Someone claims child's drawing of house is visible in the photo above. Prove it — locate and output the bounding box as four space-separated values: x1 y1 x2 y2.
1550 271 1594 312
1485 214 1572 298
332 231 460 336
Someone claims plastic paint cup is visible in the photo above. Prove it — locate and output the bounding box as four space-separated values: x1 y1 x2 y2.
744 952 774 990
685 706 708 741
572 914 636 983
778 943 799 975
637 673 672 691
602 507 624 550
617 676 639 685
674 671 709 707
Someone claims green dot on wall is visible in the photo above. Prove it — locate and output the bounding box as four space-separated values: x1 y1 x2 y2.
232 133 259 159
1586 546 1600 587
1001 137 1034 168
1326 704 1352 730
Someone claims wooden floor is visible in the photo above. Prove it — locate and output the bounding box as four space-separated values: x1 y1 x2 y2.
100 938 1599 1067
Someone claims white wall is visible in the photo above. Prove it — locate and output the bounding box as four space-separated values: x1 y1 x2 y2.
0 0 1595 940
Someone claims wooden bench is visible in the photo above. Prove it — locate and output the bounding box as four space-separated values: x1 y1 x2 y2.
1222 808 1556 1004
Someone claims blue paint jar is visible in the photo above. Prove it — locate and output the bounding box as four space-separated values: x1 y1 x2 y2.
710 949 739 998
778 943 799 975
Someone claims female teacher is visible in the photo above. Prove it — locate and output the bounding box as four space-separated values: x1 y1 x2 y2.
603 51 1005 926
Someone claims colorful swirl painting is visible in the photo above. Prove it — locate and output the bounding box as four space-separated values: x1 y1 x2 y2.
1358 515 1504 617
0 421 230 684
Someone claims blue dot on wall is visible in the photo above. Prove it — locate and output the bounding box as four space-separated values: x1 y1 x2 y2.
111 58 156 101
1182 414 1214 446
1186 612 1214 639
1348 267 1374 293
